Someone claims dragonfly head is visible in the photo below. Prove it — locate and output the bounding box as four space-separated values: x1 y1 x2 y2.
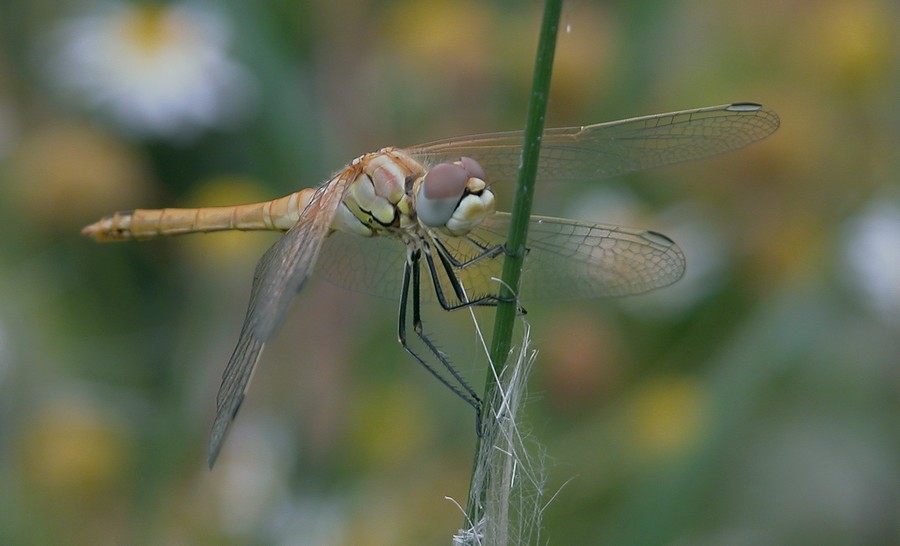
416 157 489 229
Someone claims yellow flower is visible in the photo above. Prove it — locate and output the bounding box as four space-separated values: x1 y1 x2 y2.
626 376 708 460
10 121 151 231
19 397 131 498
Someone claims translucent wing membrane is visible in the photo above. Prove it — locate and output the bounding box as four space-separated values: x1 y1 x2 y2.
314 103 777 303
207 169 357 467
475 213 685 300
314 212 685 302
409 103 779 188
314 230 409 300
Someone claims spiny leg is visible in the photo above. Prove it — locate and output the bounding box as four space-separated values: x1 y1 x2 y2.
435 236 506 269
429 238 525 313
423 242 501 311
398 249 482 414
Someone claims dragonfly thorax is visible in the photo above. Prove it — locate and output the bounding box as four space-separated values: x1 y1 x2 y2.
333 150 423 237
334 151 495 239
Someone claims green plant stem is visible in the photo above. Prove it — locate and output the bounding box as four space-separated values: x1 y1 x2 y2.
464 0 562 530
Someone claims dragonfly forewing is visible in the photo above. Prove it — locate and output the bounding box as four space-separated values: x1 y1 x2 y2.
409 103 779 189
207 168 358 468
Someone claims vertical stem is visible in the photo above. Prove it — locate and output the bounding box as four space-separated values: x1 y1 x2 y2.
464 0 562 530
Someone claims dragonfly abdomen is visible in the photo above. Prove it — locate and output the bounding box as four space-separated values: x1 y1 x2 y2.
82 190 315 242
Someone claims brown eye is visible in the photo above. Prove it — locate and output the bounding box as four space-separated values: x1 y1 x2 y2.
417 163 468 227
459 156 485 181
422 163 467 199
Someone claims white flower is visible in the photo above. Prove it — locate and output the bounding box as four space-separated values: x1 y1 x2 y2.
46 2 255 140
842 197 900 321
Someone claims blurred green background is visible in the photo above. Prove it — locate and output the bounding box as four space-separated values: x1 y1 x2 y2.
1 0 897 544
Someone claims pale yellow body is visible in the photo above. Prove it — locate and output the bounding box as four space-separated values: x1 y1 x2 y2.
82 148 495 243
81 188 316 241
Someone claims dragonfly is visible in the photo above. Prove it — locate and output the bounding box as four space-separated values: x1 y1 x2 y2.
82 102 779 467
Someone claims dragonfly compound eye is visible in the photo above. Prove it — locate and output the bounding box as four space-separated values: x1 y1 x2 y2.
417 162 469 227
459 156 485 182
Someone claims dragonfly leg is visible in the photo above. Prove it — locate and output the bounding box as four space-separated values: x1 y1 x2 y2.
496 242 530 308
436 237 506 269
429 239 524 311
398 249 482 413
502 242 529 259
424 243 500 311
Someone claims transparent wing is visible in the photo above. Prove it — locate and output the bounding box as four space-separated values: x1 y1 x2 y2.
469 212 685 300
314 230 408 300
313 212 684 302
314 102 777 300
207 167 358 468
408 103 779 187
